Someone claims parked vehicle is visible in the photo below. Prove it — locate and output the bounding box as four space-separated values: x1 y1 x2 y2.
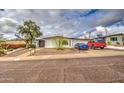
74 43 89 50
88 39 106 49
74 43 79 49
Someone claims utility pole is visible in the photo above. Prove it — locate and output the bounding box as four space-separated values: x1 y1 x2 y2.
89 32 91 39
104 28 108 36
104 28 108 43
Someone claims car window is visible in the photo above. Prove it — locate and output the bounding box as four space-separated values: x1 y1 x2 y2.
97 40 104 42
79 43 83 45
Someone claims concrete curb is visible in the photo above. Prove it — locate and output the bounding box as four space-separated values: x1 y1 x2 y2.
105 46 124 51
105 48 124 51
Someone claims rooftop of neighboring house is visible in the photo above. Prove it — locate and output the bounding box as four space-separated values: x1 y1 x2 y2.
104 33 124 37
92 33 124 40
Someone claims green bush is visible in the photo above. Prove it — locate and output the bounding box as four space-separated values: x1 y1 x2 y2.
116 42 120 45
56 48 64 50
26 44 36 48
0 49 5 56
107 41 111 45
7 48 14 51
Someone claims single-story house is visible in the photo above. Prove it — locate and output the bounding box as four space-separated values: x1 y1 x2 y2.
105 33 124 46
35 36 89 48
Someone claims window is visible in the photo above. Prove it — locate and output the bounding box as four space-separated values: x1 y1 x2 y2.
122 37 124 41
110 37 118 41
62 40 68 45
94 39 104 42
97 40 104 42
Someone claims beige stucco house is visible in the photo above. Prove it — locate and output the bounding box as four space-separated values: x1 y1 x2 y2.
35 36 88 48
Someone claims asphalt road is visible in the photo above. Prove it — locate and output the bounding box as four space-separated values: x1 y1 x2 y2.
0 55 124 83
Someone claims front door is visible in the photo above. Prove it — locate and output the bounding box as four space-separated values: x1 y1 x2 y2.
39 40 45 47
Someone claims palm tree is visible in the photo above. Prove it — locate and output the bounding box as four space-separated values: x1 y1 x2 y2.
17 20 42 45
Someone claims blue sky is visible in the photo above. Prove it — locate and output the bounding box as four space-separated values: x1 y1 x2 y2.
0 9 124 39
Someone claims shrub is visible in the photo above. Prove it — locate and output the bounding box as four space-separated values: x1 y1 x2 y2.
116 42 120 45
56 48 64 50
26 44 36 48
0 49 5 56
107 41 111 45
7 48 14 51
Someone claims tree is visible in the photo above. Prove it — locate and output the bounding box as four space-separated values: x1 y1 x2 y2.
16 20 42 45
54 36 68 50
0 40 6 56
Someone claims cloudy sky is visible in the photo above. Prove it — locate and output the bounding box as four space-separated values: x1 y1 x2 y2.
0 9 124 39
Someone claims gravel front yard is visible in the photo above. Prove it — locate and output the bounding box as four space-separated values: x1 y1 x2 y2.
32 48 124 57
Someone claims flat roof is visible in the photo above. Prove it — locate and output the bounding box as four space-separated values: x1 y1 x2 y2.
91 33 124 39
104 33 124 37
36 35 89 40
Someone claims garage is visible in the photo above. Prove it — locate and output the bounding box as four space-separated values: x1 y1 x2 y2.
38 40 45 47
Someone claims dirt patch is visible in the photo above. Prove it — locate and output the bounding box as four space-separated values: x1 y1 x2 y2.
33 48 81 56
33 48 124 57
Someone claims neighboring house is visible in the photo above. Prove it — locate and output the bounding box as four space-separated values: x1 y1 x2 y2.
86 33 124 46
35 36 88 48
105 33 124 46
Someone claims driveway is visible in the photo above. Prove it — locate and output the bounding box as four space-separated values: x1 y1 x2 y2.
0 55 124 83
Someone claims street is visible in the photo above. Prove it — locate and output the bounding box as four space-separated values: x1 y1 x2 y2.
0 55 124 83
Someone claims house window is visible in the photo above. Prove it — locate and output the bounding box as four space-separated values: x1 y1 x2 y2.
62 40 68 45
110 37 118 41
122 37 124 41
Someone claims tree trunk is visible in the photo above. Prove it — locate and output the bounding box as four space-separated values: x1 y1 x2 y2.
30 39 33 45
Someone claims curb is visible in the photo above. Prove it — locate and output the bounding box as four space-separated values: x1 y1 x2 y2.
0 53 124 62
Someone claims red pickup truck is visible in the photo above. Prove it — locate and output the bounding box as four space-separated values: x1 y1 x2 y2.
88 39 106 49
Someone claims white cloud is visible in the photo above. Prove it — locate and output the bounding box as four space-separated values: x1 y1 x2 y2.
0 9 124 39
0 17 18 35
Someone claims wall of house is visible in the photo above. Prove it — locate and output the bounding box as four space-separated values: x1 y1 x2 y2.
37 38 89 48
35 40 39 47
45 38 71 48
106 35 124 46
45 38 57 48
